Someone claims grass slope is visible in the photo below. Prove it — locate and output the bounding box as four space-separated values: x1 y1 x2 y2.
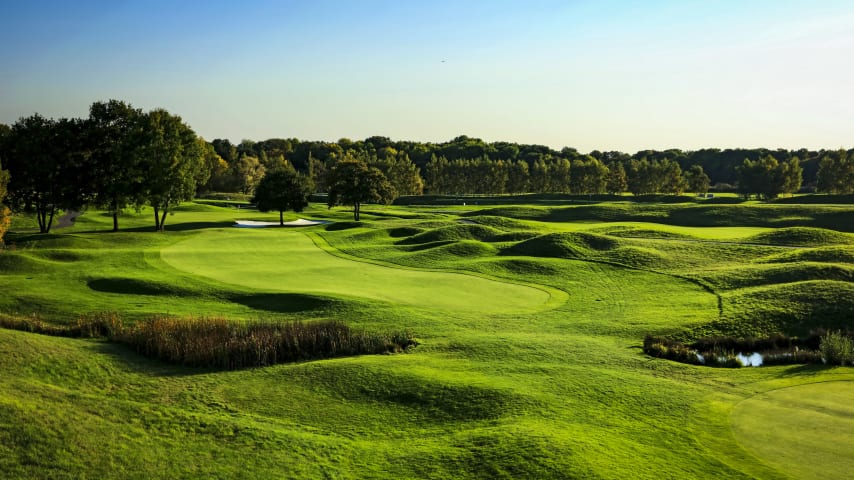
1 200 853 478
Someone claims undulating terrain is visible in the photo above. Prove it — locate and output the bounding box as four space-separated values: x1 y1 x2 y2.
1 198 853 479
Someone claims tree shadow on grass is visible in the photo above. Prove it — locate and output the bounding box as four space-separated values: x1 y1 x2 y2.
78 221 238 233
775 363 833 377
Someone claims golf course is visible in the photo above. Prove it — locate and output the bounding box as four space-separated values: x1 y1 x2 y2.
1 198 853 479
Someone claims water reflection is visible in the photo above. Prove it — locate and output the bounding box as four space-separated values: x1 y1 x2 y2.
736 352 764 367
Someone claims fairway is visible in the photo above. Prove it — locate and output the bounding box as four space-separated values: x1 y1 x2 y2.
160 228 555 313
730 381 854 479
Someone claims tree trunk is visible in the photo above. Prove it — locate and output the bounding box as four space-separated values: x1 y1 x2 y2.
45 207 55 233
37 208 46 233
159 208 168 232
354 202 360 221
153 206 161 231
279 210 284 226
112 212 119 232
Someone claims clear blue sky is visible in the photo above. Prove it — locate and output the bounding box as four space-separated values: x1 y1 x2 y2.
1 0 852 152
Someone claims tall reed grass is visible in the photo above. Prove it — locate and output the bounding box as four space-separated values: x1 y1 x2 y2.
0 313 417 370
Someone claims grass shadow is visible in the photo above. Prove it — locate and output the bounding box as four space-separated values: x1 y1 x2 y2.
87 278 198 297
227 293 343 313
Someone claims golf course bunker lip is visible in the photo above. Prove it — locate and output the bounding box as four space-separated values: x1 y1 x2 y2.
730 381 854 479
160 229 559 314
235 219 330 228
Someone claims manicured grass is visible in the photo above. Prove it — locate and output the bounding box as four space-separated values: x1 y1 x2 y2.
731 381 854 479
159 228 555 314
1 200 853 478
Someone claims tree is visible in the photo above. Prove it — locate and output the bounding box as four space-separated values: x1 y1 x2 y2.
658 159 686 195
138 109 204 231
506 160 530 194
198 140 229 193
685 165 710 195
0 162 9 243
3 115 89 233
605 162 627 194
816 150 854 194
327 159 396 221
251 167 314 225
780 157 803 196
87 100 146 231
232 155 266 194
736 155 799 199
0 125 9 243
371 152 424 196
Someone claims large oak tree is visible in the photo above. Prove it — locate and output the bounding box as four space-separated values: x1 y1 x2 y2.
251 166 314 225
327 159 395 221
139 109 204 231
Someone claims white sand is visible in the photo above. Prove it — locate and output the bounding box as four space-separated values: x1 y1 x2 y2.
234 218 329 228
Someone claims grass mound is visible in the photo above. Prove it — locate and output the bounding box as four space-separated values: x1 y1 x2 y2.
744 227 853 246
359 374 513 421
396 224 503 245
756 245 854 264
0 253 45 273
492 259 561 276
502 232 619 259
605 246 672 269
442 240 499 258
87 278 198 297
314 367 516 422
720 280 854 336
387 226 423 238
27 250 89 263
325 221 362 231
591 225 696 240
461 215 535 231
704 263 854 290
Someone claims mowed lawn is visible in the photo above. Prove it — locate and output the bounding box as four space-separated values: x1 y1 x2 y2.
160 229 555 313
731 381 854 480
1 201 853 479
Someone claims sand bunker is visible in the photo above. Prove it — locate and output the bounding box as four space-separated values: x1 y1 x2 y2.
235 219 329 228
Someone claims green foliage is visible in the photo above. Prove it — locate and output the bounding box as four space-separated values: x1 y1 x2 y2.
327 158 396 220
86 100 147 231
820 330 854 365
685 164 710 194
816 149 854 194
2 115 89 232
140 109 205 231
251 167 314 225
737 155 802 199
0 162 9 243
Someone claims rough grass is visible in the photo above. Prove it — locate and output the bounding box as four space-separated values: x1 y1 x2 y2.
2 200 854 479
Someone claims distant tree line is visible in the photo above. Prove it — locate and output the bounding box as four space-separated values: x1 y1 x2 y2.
211 134 852 198
2 100 852 237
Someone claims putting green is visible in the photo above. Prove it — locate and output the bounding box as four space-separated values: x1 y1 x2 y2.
161 229 554 313
730 381 854 479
